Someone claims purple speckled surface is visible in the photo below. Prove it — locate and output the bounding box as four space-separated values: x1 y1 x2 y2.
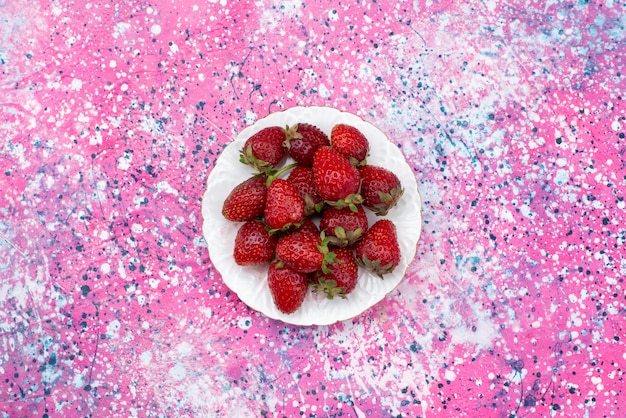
1 0 625 417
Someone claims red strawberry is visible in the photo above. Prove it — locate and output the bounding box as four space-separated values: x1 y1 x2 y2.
313 248 359 299
283 123 330 166
354 219 401 278
319 205 368 247
358 165 404 216
291 217 320 235
312 146 363 210
287 165 324 216
264 179 305 231
221 175 267 222
330 124 369 166
267 260 310 314
233 220 278 266
240 126 287 171
275 232 335 273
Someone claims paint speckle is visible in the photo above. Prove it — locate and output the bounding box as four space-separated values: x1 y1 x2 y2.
238 317 252 330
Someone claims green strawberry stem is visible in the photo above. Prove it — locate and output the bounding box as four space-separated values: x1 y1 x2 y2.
326 226 363 247
316 232 336 275
349 156 367 167
326 193 364 212
283 124 302 147
313 277 347 300
240 144 273 171
372 186 404 216
267 218 306 236
356 254 395 279
265 162 299 187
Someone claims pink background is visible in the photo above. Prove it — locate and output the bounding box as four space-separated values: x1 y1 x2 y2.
1 0 624 416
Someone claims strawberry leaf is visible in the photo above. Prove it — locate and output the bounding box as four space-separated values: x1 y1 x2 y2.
240 144 272 172
326 193 363 211
356 254 395 279
312 276 347 300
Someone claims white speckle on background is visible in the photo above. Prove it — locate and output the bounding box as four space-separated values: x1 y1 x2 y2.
169 363 187 380
114 22 131 38
70 78 83 90
106 320 121 339
157 181 179 195
611 120 621 131
177 341 193 356
554 169 569 186
140 351 152 365
238 317 252 330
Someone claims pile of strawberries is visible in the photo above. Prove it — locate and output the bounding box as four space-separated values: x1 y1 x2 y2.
221 121 404 315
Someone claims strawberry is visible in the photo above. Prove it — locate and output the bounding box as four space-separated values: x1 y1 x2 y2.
221 175 267 222
233 220 278 266
319 205 368 247
287 165 324 216
358 165 404 216
267 260 310 314
354 219 401 278
291 217 320 235
240 126 287 171
275 232 335 273
313 247 359 298
283 123 330 166
264 178 305 231
330 124 369 166
312 146 363 210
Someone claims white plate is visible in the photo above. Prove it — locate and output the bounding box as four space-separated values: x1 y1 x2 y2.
201 106 422 326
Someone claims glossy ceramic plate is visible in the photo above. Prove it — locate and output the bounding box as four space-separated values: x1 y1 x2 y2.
202 106 422 326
